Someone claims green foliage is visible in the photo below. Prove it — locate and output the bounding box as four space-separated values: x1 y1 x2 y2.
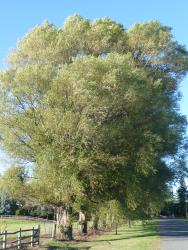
0 14 188 222
0 190 17 215
177 179 188 217
98 200 124 228
0 165 27 201
15 209 24 216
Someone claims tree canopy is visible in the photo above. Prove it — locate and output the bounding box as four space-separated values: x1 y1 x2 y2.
0 15 188 233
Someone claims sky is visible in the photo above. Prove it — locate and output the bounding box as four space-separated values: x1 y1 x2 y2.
0 0 187 172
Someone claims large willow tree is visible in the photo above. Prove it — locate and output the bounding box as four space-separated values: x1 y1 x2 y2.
0 15 188 239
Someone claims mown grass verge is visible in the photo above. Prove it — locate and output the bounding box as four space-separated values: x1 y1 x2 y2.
44 220 160 250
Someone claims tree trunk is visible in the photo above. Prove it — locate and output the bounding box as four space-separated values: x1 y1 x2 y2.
102 220 107 230
56 206 73 240
63 224 73 240
81 222 88 234
128 219 131 228
115 223 118 235
92 215 99 231
79 211 88 234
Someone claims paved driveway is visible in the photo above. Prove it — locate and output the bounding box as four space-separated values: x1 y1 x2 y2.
159 219 188 250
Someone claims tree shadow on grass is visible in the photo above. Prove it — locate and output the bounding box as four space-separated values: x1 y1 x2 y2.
117 223 157 233
117 229 145 234
91 232 157 243
46 224 157 249
47 247 91 250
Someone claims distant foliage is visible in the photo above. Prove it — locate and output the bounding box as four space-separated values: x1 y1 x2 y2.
0 190 17 215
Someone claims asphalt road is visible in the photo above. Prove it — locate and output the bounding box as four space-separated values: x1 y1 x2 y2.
159 219 188 250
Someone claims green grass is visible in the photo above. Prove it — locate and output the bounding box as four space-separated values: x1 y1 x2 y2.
0 219 53 238
45 220 161 250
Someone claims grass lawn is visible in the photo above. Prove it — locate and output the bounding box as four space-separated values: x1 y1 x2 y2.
0 219 53 237
45 220 160 250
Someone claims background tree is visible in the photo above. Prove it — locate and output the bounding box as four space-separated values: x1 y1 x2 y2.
177 179 188 217
0 190 17 215
0 165 27 203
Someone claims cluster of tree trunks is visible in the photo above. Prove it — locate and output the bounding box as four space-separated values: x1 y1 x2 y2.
79 211 88 234
56 206 73 240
